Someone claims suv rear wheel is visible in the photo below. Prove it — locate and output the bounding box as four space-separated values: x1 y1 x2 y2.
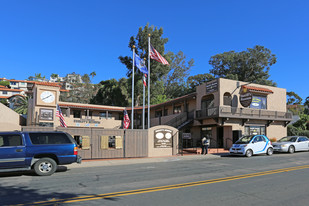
34 158 57 176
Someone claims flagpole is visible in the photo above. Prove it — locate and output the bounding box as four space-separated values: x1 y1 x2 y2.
131 45 135 129
147 34 151 129
143 59 146 130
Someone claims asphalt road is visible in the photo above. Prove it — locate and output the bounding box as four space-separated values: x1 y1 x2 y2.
1 152 309 206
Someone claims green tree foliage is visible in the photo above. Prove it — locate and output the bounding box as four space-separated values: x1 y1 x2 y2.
0 80 10 87
187 73 215 93
209 45 277 86
164 51 194 99
304 96 309 114
82 74 91 84
287 91 303 105
118 24 171 106
293 113 309 130
14 96 28 115
0 99 9 107
90 78 128 106
90 71 96 80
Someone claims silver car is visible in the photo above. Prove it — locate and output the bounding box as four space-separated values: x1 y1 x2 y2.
272 136 309 153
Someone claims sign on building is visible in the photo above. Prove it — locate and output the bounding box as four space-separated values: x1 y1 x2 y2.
206 80 218 94
154 129 173 148
182 133 191 139
240 87 252 107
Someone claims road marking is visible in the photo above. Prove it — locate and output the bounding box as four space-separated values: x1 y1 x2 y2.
14 164 309 206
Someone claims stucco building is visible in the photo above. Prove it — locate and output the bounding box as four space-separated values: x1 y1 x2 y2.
2 78 292 151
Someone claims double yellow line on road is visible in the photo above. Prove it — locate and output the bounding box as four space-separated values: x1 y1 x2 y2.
15 164 309 206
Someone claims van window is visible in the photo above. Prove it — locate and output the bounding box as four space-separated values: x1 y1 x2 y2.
29 133 72 145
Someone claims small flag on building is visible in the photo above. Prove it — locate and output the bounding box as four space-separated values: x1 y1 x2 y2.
134 54 148 74
123 109 130 129
143 73 147 87
56 104 67 128
150 44 169 65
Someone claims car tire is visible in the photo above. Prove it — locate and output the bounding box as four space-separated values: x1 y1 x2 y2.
266 147 273 156
288 146 295 154
245 149 253 157
33 158 57 176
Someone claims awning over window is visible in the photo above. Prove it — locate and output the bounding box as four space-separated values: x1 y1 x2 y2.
242 85 273 95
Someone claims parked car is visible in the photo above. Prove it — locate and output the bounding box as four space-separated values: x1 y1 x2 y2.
272 136 309 153
229 135 273 157
0 131 82 176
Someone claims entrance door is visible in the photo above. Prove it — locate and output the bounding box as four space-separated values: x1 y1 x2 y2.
217 127 224 148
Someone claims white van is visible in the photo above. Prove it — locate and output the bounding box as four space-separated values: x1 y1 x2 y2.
229 135 273 157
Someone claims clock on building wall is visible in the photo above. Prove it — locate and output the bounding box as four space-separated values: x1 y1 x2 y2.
40 91 55 103
37 89 57 106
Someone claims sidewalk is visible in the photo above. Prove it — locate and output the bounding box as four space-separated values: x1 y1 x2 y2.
67 153 226 169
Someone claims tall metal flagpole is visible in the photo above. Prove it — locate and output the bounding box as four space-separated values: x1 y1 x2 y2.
143 58 146 130
131 45 135 129
147 34 151 129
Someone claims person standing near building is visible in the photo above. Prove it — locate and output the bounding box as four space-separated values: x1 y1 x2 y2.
201 136 208 155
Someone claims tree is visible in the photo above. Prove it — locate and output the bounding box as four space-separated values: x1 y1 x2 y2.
118 24 171 106
0 80 10 88
287 91 303 105
304 96 309 115
293 113 309 130
90 71 96 80
164 51 194 99
82 74 91 84
187 73 215 93
90 78 128 106
209 45 277 86
14 96 29 115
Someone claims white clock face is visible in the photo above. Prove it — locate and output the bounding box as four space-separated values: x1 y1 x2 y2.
40 91 55 103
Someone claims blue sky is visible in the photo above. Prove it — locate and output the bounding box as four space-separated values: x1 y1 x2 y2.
0 0 308 102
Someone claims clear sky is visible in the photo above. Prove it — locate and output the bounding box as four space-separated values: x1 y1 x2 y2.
0 0 308 102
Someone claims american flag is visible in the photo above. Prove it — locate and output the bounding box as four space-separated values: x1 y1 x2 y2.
123 110 130 129
150 44 169 65
143 73 147 87
56 104 67 128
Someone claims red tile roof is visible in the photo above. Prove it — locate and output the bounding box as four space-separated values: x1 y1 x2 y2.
59 103 125 111
242 85 273 94
0 96 9 99
0 88 23 92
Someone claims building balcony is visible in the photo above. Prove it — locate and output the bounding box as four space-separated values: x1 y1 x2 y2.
196 106 293 122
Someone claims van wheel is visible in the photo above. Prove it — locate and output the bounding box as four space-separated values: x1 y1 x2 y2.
34 158 57 176
245 149 253 157
267 147 273 156
288 146 295 154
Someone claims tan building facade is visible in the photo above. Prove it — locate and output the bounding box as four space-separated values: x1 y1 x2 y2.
1 78 292 156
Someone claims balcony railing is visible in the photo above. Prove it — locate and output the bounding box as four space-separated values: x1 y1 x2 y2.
196 106 292 121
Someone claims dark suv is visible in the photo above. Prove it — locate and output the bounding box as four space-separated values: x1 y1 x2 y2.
0 131 82 176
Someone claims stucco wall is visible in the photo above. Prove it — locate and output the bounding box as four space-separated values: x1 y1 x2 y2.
0 103 21 131
148 125 178 157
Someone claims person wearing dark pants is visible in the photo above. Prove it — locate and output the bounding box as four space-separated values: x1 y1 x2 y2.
201 137 209 155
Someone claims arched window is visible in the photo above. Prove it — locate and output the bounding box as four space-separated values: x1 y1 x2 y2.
223 92 232 106
201 94 215 110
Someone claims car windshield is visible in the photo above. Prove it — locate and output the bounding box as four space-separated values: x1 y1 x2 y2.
235 135 254 144
278 136 297 142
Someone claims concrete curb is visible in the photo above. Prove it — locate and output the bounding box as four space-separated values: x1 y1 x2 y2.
66 154 224 169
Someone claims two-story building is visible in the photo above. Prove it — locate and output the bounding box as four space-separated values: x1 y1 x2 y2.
21 78 292 150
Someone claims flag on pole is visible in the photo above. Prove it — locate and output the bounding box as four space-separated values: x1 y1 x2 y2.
150 44 169 65
56 104 67 128
123 110 130 129
143 74 147 87
134 54 148 74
